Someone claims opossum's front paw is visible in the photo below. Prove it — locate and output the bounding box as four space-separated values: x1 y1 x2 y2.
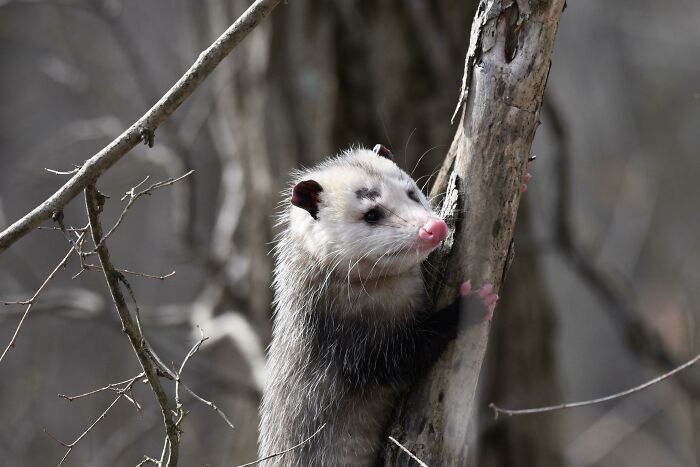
459 280 498 321
519 156 535 193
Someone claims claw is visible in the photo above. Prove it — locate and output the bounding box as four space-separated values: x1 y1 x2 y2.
520 157 535 193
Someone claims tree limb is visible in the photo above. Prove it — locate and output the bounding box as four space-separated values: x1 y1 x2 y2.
85 184 179 466
0 0 281 255
385 0 566 464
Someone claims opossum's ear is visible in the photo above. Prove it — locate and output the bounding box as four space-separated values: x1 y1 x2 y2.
291 180 323 220
373 144 393 160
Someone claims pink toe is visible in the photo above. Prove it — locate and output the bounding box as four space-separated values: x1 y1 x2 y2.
483 293 499 306
524 173 532 182
477 283 493 298
460 280 472 296
519 184 527 193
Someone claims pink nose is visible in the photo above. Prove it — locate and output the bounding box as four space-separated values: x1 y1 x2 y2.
419 219 447 246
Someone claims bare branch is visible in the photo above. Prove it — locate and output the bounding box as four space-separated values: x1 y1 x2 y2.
59 373 146 402
0 0 282 255
489 350 700 418
169 328 235 430
388 436 429 467
234 423 327 467
136 456 161 467
45 166 80 176
84 184 180 467
0 230 86 364
46 373 143 467
78 263 176 281
91 170 194 252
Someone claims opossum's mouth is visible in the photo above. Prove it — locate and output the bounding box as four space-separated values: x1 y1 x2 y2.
356 243 438 272
385 241 441 257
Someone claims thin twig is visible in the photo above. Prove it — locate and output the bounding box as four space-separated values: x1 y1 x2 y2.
59 372 146 402
136 456 161 466
46 374 142 467
37 226 88 232
0 0 282 255
165 328 235 430
45 166 80 176
175 329 207 412
91 171 194 252
388 436 429 467
0 231 86 364
234 423 327 467
489 350 700 418
48 395 123 467
78 263 176 281
179 380 235 430
85 184 180 467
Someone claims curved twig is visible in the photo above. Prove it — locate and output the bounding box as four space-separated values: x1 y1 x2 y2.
490 350 700 418
234 423 327 467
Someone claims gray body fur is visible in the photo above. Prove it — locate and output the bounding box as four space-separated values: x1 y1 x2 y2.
259 149 445 466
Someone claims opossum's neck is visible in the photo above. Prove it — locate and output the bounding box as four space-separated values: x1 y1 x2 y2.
274 233 427 322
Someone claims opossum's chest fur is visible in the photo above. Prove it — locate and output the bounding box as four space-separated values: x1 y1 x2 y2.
259 147 448 467
261 264 429 467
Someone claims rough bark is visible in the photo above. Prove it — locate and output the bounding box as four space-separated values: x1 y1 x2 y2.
384 1 566 464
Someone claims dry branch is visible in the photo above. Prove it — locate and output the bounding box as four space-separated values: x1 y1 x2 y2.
0 230 86 364
0 0 281 255
385 0 566 464
234 423 327 467
85 184 180 466
489 349 700 417
47 373 144 467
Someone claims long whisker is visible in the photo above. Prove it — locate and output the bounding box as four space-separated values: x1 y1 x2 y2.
377 107 394 150
411 144 448 178
403 127 417 170
376 202 413 226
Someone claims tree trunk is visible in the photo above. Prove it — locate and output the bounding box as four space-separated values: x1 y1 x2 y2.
384 1 566 465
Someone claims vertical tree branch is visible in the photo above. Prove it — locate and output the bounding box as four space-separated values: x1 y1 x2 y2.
385 0 566 464
84 184 179 466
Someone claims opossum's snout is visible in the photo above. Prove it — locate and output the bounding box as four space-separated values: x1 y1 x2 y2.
418 219 447 248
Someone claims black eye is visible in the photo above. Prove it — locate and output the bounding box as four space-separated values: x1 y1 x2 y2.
407 190 421 203
363 209 382 224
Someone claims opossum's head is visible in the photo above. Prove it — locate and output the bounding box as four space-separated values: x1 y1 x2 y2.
286 145 447 279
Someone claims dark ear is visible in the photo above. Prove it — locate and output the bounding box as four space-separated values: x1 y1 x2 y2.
373 144 393 160
291 180 323 220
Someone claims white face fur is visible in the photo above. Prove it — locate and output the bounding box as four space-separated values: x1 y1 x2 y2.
288 148 445 280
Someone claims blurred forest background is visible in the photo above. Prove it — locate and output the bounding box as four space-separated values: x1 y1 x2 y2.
1 0 699 466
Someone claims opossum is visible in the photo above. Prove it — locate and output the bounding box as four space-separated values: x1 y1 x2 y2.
258 145 498 466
